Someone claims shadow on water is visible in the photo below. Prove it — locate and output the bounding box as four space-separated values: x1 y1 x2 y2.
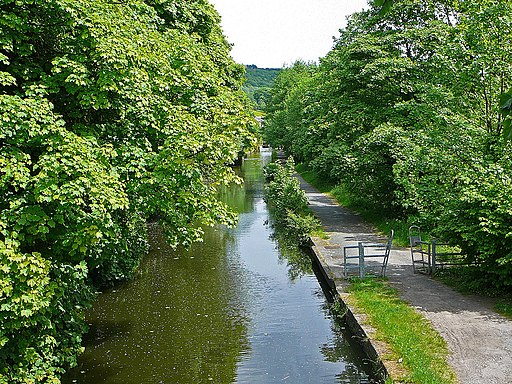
83 319 133 348
63 149 380 384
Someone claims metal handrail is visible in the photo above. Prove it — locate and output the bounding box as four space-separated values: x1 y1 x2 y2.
409 227 468 274
343 231 393 278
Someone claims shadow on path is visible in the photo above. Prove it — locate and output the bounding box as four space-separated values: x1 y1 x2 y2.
296 173 512 384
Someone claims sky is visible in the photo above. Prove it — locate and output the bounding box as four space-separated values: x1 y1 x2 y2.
209 0 369 68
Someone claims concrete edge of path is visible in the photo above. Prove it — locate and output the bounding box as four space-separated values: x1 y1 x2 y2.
309 240 403 382
297 171 512 384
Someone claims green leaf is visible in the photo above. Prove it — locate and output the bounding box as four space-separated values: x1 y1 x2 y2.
503 118 512 141
499 90 512 113
374 0 393 14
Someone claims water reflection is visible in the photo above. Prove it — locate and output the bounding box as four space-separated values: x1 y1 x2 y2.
63 149 375 384
64 223 250 384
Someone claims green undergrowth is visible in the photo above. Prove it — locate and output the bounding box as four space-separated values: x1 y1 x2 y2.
435 267 512 319
346 279 458 384
264 160 324 244
295 163 333 193
295 164 410 246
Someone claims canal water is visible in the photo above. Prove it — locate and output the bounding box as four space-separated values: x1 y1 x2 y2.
63 149 375 384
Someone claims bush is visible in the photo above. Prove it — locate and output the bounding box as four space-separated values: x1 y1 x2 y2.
263 158 320 244
284 211 320 245
0 248 91 383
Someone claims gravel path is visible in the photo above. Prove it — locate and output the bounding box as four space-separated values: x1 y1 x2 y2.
297 174 512 384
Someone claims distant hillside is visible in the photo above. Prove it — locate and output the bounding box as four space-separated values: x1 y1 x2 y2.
243 65 280 110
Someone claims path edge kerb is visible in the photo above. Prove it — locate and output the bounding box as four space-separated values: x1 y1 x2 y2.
309 238 392 382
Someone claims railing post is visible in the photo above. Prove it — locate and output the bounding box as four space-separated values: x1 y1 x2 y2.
358 242 365 278
431 239 437 275
343 247 347 278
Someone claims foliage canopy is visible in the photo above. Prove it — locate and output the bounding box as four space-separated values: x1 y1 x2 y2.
264 0 512 288
0 0 256 381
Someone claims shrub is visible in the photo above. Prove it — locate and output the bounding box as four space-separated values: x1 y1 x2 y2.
0 248 91 383
263 158 320 244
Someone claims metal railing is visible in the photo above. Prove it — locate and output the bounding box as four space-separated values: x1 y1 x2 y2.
343 230 394 278
409 226 468 275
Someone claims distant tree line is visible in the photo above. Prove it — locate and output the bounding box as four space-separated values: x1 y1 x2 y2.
243 65 280 110
0 0 256 381
264 0 512 288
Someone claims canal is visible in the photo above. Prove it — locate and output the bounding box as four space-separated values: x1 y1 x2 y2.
63 149 376 383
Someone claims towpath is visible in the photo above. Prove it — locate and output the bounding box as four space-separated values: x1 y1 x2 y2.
297 174 512 384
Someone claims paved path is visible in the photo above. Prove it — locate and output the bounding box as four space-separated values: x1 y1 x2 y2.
297 174 512 384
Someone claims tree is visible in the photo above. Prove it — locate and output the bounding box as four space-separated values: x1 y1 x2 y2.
1 0 257 381
264 0 512 288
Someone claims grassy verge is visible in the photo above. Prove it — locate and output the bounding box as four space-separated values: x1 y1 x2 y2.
435 268 512 319
495 301 512 318
346 279 458 384
295 163 411 246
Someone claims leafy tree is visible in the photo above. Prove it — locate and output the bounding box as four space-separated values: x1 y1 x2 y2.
264 0 512 287
242 65 280 110
263 61 317 153
1 0 256 381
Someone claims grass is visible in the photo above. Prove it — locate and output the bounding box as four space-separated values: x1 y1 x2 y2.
295 163 333 193
346 279 458 384
295 163 411 247
495 301 512 318
435 267 512 319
